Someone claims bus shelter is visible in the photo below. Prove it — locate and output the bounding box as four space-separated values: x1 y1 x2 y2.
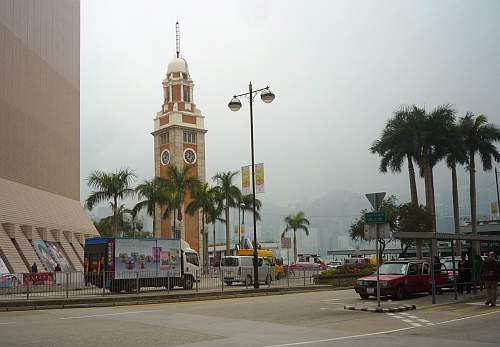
392 231 500 304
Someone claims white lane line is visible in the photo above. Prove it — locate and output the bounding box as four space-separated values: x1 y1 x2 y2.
263 310 500 347
407 315 418 319
402 319 413 323
0 322 16 325
410 323 422 327
418 319 430 323
386 313 395 316
400 312 410 316
59 309 162 320
319 299 341 302
320 308 329 311
392 315 403 319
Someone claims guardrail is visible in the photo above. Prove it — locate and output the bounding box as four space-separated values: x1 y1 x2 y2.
0 268 326 301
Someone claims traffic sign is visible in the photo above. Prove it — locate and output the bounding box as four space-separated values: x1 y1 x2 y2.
365 211 386 224
365 192 386 210
281 237 291 249
364 224 391 240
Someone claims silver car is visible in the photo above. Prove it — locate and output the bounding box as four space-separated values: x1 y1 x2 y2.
221 256 275 286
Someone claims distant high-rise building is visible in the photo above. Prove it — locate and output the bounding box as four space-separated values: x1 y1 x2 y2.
0 1 97 274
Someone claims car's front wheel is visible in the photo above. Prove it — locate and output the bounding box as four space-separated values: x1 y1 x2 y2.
394 286 405 300
359 293 369 299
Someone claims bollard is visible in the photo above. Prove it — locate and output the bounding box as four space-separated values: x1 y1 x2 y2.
66 272 70 298
167 271 170 293
221 268 224 293
102 271 106 296
195 270 199 293
136 271 140 295
303 268 306 287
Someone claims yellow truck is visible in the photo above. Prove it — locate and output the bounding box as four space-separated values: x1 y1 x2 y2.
236 248 285 279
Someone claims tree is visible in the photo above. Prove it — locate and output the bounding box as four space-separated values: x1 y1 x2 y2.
460 113 500 247
205 188 224 266
370 106 421 208
396 203 433 257
163 164 200 239
186 182 218 271
443 122 468 254
281 211 310 263
85 168 136 236
349 196 398 260
238 194 262 246
213 171 241 254
134 177 170 238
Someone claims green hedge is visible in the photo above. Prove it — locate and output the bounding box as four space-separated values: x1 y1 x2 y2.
321 264 376 277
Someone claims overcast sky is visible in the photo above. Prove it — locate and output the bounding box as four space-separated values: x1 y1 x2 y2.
80 0 500 210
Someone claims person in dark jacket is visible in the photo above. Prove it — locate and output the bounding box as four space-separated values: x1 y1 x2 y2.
31 262 37 273
54 264 61 272
458 254 472 294
481 252 499 306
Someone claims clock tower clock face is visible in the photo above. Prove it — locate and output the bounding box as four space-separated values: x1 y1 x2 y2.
160 149 170 166
183 148 197 164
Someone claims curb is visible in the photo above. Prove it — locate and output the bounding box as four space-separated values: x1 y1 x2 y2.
344 304 416 313
0 286 340 312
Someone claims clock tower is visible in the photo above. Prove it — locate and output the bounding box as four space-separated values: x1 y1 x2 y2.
152 24 207 255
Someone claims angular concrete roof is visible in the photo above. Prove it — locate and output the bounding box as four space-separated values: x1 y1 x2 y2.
0 177 98 234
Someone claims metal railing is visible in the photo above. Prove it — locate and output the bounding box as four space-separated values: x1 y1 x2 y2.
0 268 326 301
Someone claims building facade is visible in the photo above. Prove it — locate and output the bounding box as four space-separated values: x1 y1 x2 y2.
0 0 98 274
152 54 207 255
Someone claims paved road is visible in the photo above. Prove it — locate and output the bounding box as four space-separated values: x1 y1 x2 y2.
0 289 498 346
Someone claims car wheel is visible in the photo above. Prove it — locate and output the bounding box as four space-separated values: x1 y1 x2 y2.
359 293 369 299
395 286 405 300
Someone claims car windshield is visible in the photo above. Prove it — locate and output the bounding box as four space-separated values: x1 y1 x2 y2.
444 260 458 269
221 258 238 267
378 263 408 275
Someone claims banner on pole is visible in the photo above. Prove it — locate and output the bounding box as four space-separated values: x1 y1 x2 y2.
255 163 265 193
241 165 251 195
281 237 291 249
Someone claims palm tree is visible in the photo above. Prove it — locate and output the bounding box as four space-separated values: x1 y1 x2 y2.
370 106 421 207
460 113 500 246
85 168 136 236
205 189 224 266
134 177 170 238
443 123 467 253
213 171 241 254
281 211 310 263
163 164 200 239
238 194 262 246
416 105 456 236
186 182 217 270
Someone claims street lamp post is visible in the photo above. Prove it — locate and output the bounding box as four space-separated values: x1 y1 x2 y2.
495 168 500 220
228 82 275 289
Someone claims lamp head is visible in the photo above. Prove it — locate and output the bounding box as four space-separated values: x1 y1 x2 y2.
228 97 242 112
260 89 275 103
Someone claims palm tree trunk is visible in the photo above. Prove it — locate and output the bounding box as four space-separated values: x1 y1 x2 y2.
429 165 438 256
113 197 118 237
409 156 423 259
469 155 479 253
202 212 208 273
152 204 156 238
451 163 461 255
293 229 297 264
173 209 176 239
225 203 230 255
423 154 437 256
213 223 216 267
407 155 419 205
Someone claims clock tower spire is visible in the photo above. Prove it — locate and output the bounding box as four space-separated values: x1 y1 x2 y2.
152 24 207 257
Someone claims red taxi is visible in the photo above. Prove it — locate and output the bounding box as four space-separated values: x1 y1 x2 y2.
355 260 448 300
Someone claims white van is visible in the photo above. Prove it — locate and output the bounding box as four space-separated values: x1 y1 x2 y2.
220 256 274 286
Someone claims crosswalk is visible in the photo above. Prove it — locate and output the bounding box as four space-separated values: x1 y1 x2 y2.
386 312 434 327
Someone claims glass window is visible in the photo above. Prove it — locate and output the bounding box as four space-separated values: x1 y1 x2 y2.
186 252 199 266
423 263 430 274
183 86 190 102
183 131 197 144
221 257 238 267
160 133 168 145
408 263 418 275
378 263 408 275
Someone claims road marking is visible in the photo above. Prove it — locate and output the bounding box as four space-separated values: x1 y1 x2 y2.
400 312 410 316
319 308 329 311
59 309 162 320
319 299 341 302
407 315 418 319
402 319 413 323
386 313 395 316
392 315 403 319
410 322 422 327
263 310 500 347
417 319 430 323
0 322 16 325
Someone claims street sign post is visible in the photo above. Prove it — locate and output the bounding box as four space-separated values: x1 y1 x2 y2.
365 192 386 308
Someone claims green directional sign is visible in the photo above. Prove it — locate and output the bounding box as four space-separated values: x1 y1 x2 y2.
365 211 386 224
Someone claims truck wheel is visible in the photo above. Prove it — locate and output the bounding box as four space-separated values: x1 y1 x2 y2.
183 276 194 290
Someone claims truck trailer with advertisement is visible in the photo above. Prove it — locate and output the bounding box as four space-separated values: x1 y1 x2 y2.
84 237 199 292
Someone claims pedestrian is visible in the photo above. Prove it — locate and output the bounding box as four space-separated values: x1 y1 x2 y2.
54 264 61 272
458 254 472 294
31 262 37 273
480 252 499 307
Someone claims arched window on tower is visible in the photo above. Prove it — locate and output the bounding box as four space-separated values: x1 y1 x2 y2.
183 86 191 103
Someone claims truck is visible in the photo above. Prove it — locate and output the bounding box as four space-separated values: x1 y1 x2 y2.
84 237 199 293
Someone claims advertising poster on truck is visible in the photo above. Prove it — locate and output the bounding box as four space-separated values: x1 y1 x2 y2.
114 239 181 279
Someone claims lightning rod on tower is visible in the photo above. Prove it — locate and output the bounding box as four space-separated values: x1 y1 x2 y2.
176 22 180 58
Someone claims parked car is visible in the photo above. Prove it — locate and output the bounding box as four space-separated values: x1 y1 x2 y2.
442 259 460 286
327 261 343 269
292 254 327 271
355 260 448 300
220 256 275 285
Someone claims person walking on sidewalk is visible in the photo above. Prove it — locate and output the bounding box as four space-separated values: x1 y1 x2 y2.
481 252 499 306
